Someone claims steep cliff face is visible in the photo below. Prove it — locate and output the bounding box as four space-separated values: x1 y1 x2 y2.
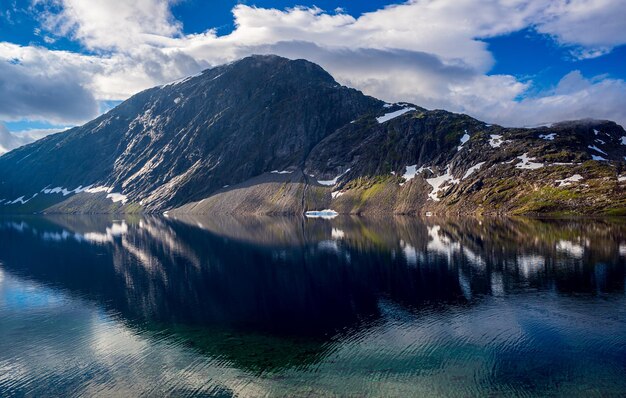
1 55 625 216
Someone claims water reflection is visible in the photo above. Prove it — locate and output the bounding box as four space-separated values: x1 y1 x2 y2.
0 215 625 396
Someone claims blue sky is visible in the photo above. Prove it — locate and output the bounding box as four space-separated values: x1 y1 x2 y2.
1 0 625 144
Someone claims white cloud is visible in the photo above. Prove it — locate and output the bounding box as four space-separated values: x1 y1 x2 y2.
537 0 626 58
0 42 99 123
486 71 626 127
0 123 63 155
0 0 624 128
35 0 182 51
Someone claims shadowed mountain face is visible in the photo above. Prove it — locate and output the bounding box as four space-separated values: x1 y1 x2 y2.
1 55 625 215
0 55 381 212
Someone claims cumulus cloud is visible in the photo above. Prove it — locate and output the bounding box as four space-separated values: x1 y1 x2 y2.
0 123 63 155
0 43 99 123
487 71 626 127
34 0 182 51
0 0 625 129
537 0 626 58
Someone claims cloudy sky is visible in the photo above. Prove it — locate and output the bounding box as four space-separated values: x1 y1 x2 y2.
1 0 625 151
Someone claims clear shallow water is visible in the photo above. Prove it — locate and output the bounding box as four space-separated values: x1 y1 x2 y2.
0 215 625 397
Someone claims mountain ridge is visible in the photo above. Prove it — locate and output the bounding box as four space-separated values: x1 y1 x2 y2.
1 55 625 216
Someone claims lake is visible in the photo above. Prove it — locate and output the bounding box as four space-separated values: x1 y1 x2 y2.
0 215 625 397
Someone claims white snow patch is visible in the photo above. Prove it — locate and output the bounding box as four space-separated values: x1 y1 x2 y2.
331 191 344 199
457 130 470 151
593 129 599 135
305 209 338 219
10 196 26 205
621 136 626 145
318 168 350 186
383 103 393 108
425 167 459 201
592 155 608 161
85 186 112 194
588 145 607 155
618 175 626 182
402 165 418 182
43 187 72 195
270 170 292 174
173 97 181 104
515 153 544 170
489 134 504 148
462 162 486 179
376 107 416 123
106 192 128 204
400 165 431 186
539 133 556 140
40 185 128 205
555 174 583 187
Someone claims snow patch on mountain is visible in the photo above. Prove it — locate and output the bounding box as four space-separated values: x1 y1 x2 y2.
489 134 504 148
318 168 350 186
515 153 543 170
425 167 459 201
539 133 556 140
376 107 415 123
555 174 583 187
463 162 486 179
457 131 470 151
588 145 607 155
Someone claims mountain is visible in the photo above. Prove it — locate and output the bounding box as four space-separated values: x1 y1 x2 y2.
1 55 625 216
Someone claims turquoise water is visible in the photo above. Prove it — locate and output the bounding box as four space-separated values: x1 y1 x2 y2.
0 216 625 397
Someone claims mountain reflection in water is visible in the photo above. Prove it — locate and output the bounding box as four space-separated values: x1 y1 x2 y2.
0 215 625 397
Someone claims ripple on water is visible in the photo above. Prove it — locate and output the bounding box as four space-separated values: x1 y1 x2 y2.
0 216 625 396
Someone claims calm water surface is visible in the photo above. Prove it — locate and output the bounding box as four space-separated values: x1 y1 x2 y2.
0 215 625 397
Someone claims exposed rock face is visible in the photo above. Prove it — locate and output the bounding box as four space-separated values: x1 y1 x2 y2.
1 55 625 216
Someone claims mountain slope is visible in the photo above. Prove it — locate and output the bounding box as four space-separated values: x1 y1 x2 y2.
1 55 625 216
0 55 381 213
